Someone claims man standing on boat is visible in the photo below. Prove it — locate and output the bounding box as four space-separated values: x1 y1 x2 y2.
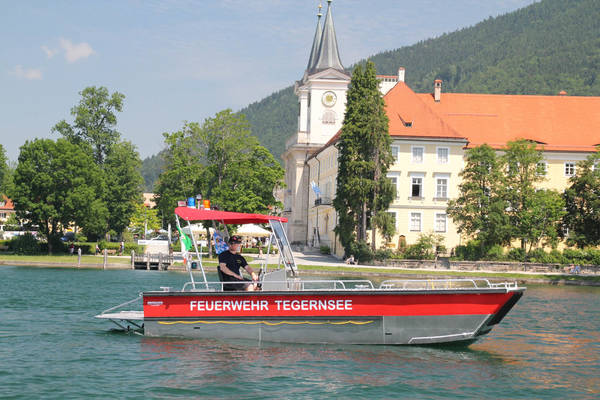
218 235 258 291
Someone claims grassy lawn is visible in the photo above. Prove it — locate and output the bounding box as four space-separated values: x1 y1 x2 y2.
0 254 130 265
193 261 600 283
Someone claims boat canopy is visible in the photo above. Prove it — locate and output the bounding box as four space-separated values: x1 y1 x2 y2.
175 207 287 224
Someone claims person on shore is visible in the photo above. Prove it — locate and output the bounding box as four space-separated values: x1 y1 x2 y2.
218 235 258 291
345 255 356 265
95 244 100 255
69 243 75 255
119 241 124 256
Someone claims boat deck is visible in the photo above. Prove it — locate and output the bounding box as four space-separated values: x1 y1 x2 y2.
96 310 144 320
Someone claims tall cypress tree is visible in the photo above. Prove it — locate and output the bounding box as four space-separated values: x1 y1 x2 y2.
334 61 394 256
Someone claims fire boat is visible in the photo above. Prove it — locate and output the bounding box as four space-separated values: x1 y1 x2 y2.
96 207 525 345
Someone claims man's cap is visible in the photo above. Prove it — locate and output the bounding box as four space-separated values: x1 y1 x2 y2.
228 235 242 244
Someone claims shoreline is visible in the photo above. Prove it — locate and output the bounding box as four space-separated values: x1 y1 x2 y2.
2 258 599 286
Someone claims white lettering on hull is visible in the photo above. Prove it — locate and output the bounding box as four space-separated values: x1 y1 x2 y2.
189 299 353 312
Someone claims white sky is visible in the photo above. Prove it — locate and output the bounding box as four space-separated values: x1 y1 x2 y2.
1 0 538 161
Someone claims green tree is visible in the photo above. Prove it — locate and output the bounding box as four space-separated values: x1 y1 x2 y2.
502 139 547 249
520 189 565 250
10 139 106 253
563 150 600 247
447 144 511 253
334 61 394 255
0 144 13 197
154 122 205 226
129 202 161 237
52 86 125 165
53 86 143 238
155 110 283 226
104 141 144 237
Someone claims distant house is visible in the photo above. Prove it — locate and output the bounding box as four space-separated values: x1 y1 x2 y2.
0 195 16 232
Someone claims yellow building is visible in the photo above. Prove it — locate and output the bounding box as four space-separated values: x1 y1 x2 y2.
284 3 600 258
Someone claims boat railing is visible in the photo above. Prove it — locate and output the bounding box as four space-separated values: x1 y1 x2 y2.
178 278 519 292
99 293 143 315
180 279 375 292
378 279 520 290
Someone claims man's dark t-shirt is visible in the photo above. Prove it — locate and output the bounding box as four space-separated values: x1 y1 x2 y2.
218 251 249 291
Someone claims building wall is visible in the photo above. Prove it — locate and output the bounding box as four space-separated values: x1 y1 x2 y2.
383 139 466 252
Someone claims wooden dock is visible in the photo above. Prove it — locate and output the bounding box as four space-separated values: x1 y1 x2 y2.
131 251 173 270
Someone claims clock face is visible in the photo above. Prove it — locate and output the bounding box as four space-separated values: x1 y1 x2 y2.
322 91 337 107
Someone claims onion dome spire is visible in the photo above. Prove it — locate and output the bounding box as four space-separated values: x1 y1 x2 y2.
313 0 344 72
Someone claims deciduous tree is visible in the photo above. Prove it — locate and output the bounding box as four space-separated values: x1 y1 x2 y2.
10 139 106 253
563 150 600 247
447 144 511 252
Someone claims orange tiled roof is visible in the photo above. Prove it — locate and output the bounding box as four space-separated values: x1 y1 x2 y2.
384 82 466 141
0 195 14 210
414 91 600 152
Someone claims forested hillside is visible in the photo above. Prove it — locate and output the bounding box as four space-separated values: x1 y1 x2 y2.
240 0 600 161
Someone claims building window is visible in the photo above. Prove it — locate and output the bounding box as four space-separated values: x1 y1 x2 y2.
391 146 399 163
436 178 448 199
537 161 547 175
388 176 398 198
387 211 397 228
435 213 447 233
0 212 6 219
410 212 422 232
412 146 424 163
565 162 576 177
437 147 449 164
411 177 422 198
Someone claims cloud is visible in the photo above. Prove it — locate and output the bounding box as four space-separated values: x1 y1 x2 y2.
59 38 95 63
41 45 58 59
11 65 42 80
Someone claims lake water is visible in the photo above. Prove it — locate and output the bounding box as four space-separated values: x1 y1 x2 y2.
0 266 598 399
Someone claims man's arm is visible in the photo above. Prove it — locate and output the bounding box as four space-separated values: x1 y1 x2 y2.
219 262 243 280
243 265 258 281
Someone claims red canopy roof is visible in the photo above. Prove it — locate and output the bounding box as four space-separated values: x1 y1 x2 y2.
175 207 287 224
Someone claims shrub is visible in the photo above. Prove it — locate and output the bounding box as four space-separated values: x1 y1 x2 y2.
240 247 278 254
454 240 483 261
319 245 331 255
9 233 40 255
484 245 505 261
585 249 600 266
347 240 374 263
374 248 394 261
526 248 549 263
0 239 10 251
506 247 526 261
562 248 587 264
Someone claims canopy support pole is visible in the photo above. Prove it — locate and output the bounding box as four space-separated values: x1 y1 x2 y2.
188 219 209 290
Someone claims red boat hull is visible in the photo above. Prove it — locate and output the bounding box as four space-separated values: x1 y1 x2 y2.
142 289 523 345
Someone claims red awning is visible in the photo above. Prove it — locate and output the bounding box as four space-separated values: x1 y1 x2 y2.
175 207 287 224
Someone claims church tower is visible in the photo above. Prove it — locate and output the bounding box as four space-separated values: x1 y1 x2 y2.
282 0 351 244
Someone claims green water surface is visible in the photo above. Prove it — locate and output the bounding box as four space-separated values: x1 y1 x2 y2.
0 266 598 399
